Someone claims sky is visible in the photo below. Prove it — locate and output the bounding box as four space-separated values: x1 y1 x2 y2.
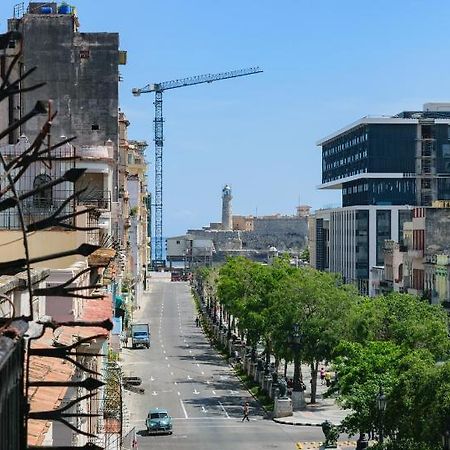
2 1 450 236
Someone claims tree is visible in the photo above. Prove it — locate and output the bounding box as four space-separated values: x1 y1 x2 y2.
269 267 356 402
334 339 450 450
347 292 450 359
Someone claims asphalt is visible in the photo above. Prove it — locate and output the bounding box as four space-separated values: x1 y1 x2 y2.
119 274 357 449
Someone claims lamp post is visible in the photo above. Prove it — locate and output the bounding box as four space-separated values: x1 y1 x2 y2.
376 386 387 444
287 323 305 410
442 430 450 450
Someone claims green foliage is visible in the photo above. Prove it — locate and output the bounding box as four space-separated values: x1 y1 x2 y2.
347 292 449 359
205 255 450 446
300 247 310 263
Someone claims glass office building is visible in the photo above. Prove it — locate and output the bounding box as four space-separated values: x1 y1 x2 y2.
310 103 450 295
318 105 450 207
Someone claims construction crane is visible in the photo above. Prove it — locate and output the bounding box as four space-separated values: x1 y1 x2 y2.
132 66 263 268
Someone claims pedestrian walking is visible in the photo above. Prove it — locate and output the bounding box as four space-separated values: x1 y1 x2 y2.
325 371 332 387
195 316 200 327
242 401 250 422
320 367 325 385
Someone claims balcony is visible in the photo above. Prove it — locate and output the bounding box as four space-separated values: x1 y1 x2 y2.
77 190 111 211
0 191 76 230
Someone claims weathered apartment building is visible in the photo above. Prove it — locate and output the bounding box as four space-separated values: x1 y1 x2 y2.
0 3 149 448
309 103 450 295
373 202 450 307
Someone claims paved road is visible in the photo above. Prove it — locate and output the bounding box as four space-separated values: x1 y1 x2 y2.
121 274 354 449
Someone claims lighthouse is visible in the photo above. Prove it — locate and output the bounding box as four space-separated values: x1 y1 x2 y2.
221 185 233 231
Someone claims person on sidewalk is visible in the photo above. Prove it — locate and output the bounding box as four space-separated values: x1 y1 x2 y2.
195 316 200 327
325 371 332 387
242 401 250 422
320 367 325 385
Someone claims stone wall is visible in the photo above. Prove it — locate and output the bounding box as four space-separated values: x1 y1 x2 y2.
188 215 308 257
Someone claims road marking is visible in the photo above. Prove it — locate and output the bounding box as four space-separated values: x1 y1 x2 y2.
163 350 166 354
212 390 216 395
177 391 181 396
229 390 239 395
187 375 192 380
180 399 188 419
193 389 200 395
165 356 168 360
189 350 192 354
218 401 230 419
196 363 199 367
206 380 211 385
152 391 158 396
150 376 154 381
201 406 207 413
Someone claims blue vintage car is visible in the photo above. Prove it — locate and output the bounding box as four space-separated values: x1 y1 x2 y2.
146 408 173 435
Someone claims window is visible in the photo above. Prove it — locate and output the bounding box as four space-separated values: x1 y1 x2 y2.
33 174 52 208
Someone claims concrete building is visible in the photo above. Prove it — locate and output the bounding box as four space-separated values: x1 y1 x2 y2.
0 6 145 447
118 110 149 307
317 103 450 208
380 203 450 307
310 103 450 294
309 205 412 295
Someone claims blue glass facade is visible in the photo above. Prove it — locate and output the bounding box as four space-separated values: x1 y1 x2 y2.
321 115 450 207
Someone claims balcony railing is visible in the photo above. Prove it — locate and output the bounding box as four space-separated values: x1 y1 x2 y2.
0 190 76 230
78 190 111 211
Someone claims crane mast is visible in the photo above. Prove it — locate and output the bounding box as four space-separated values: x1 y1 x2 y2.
132 66 263 268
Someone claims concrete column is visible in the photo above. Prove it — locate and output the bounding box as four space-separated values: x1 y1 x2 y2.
291 390 306 410
273 397 293 418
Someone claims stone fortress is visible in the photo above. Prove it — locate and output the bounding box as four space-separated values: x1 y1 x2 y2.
167 185 310 265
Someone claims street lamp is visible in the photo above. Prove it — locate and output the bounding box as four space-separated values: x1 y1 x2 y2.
442 430 450 450
376 386 387 444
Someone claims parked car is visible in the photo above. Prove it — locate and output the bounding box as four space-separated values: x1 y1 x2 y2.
146 408 173 435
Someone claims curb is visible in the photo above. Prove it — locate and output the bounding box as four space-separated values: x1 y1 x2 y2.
230 364 270 417
273 417 341 427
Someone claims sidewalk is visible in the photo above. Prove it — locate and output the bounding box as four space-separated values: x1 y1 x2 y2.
273 363 351 427
273 397 349 426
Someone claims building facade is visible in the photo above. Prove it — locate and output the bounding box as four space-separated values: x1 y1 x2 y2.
309 103 450 294
309 205 412 295
317 103 450 208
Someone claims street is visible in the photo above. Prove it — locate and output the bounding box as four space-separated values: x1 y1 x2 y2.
121 274 352 449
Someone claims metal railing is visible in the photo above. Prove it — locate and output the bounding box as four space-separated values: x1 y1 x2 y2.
0 190 76 230
78 190 111 211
